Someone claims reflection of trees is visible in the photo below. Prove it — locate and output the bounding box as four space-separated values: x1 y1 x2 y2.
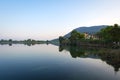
69 47 85 58
59 45 99 58
0 39 48 46
98 49 120 72
9 43 12 46
59 45 120 72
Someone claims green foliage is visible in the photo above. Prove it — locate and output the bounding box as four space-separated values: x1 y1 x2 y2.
69 30 84 40
97 24 120 42
59 36 65 44
69 30 85 45
109 24 120 42
59 36 70 45
9 39 12 42
59 30 85 46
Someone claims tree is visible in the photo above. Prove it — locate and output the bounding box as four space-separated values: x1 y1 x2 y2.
9 39 12 42
59 36 65 44
97 24 120 43
69 30 85 45
59 36 69 45
69 30 84 40
27 39 32 42
109 24 120 42
0 39 4 42
101 26 112 41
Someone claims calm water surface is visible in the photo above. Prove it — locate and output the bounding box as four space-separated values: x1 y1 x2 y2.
0 44 120 80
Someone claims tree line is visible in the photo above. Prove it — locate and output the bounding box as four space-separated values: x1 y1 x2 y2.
59 24 120 47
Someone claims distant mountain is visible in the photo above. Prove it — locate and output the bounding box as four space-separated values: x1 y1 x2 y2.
50 25 107 43
50 38 60 46
64 25 107 38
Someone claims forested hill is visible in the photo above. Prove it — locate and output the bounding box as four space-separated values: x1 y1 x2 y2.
64 25 107 38
51 25 107 42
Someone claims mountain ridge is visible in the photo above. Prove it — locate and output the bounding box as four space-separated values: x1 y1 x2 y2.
64 25 107 38
51 25 108 42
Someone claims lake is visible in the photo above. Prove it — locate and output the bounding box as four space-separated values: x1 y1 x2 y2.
0 44 120 80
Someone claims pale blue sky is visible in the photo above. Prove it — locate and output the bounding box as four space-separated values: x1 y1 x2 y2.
0 0 120 40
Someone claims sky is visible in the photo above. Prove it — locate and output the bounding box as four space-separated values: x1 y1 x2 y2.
0 0 120 40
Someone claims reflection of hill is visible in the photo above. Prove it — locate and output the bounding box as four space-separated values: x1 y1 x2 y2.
59 45 120 72
98 49 120 72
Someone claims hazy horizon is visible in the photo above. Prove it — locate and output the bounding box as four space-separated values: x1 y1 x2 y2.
0 0 120 40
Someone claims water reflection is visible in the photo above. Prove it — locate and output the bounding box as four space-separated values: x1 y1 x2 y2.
0 44 120 80
0 43 49 46
59 45 120 72
9 43 12 46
